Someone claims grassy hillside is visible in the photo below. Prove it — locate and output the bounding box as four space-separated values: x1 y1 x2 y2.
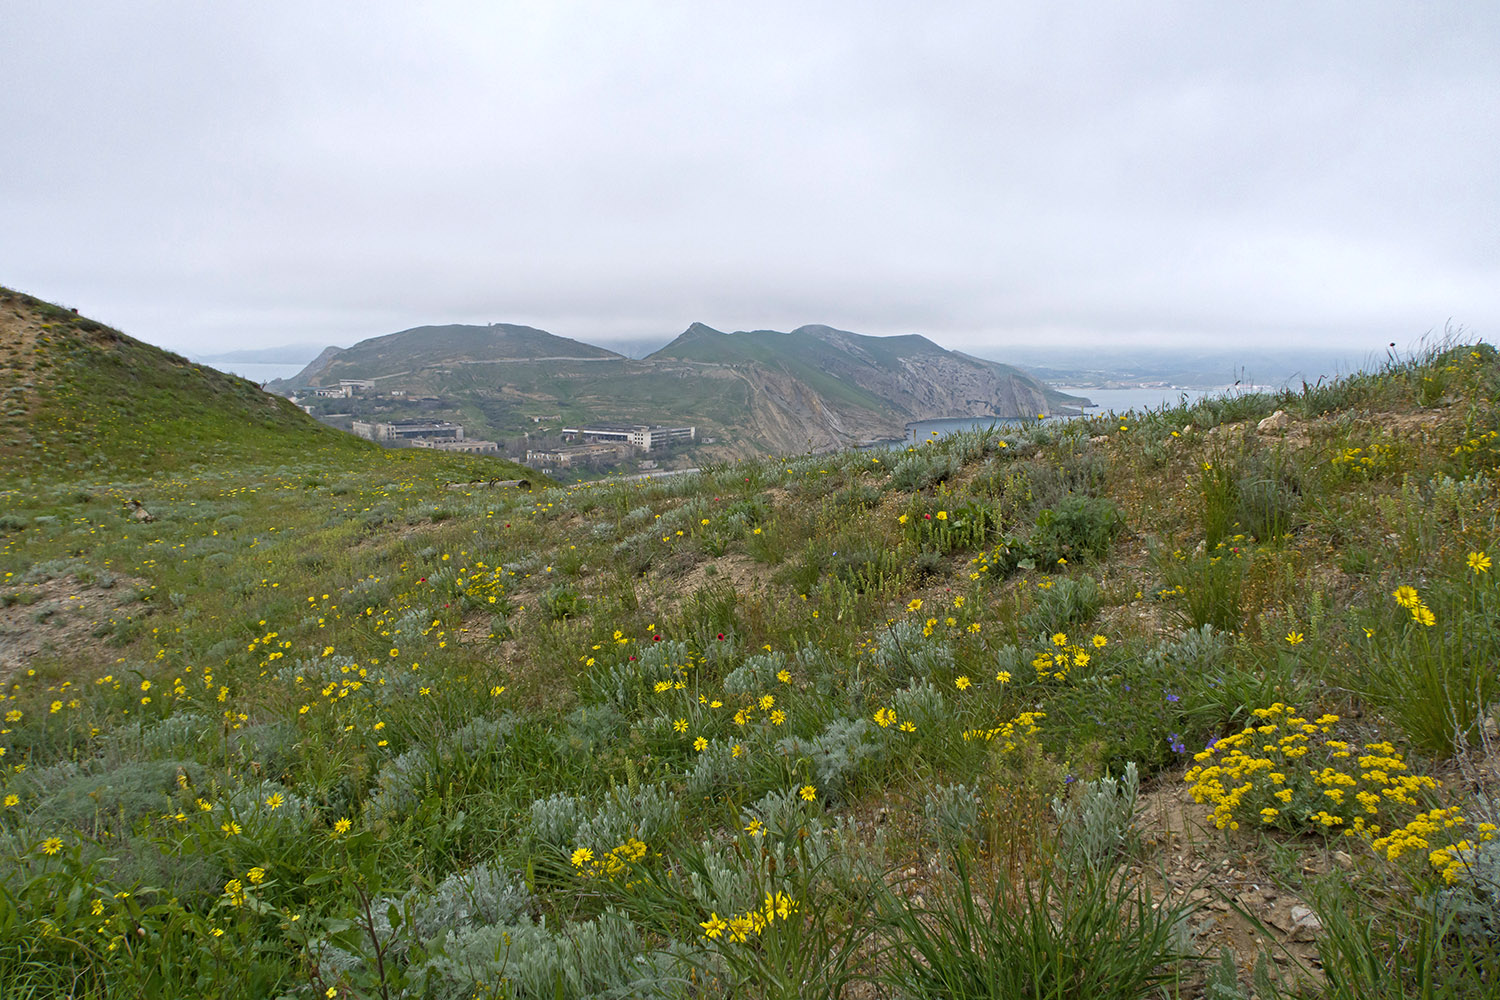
0 286 539 488
1 334 1499 998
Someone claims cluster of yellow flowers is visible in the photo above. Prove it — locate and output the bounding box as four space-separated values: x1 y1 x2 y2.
1329 440 1397 479
1372 807 1499 884
453 560 511 605
1185 703 1435 835
1028 631 1106 684
1450 427 1499 464
570 837 649 881
1391 585 1437 627
961 709 1045 751
871 707 917 733
699 891 799 943
220 867 267 908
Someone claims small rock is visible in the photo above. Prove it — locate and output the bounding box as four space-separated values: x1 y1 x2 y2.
1258 410 1291 433
1289 905 1323 942
1334 850 1354 870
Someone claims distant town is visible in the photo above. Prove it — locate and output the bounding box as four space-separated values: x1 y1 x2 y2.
290 379 695 477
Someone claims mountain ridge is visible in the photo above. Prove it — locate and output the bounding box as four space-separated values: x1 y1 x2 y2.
274 320 1089 458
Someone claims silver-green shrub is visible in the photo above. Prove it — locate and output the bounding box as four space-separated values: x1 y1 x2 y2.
722 650 787 694
924 782 981 850
776 716 881 799
875 620 953 678
1051 762 1140 873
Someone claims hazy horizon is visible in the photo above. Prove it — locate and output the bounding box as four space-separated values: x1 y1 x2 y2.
4 3 1496 360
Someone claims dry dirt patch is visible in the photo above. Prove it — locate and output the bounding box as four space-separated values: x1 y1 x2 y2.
1137 770 1329 990
0 573 147 681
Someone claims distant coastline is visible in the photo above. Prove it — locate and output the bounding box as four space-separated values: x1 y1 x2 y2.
197 361 309 383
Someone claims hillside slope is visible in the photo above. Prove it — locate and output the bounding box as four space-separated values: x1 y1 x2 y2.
0 288 539 485
649 322 1085 440
0 286 372 481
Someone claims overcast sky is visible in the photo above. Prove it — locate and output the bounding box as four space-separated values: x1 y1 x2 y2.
3 2 1497 361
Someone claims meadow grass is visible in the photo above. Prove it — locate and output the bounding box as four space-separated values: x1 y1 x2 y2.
0 336 1498 997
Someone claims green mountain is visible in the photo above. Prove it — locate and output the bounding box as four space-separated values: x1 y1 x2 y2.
275 323 623 386
275 320 1088 458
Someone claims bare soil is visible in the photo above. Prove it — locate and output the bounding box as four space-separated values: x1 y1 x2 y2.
0 573 147 682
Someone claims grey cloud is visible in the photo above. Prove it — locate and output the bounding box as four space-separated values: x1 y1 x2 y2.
1 2 1495 362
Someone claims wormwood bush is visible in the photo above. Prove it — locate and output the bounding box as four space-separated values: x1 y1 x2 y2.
317 860 533 982
722 650 786 694
1051 762 1140 873
530 783 681 851
685 738 763 800
556 702 626 753
924 782 981 850
777 717 883 799
1019 574 1101 634
889 677 948 733
1149 623 1234 674
430 908 695 1000
874 619 954 678
586 639 691 710
890 450 960 492
366 718 513 826
577 783 681 847
19 757 207 833
1427 813 1500 939
530 792 588 847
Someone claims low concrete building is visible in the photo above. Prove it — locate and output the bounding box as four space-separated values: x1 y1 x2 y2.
412 437 499 454
352 419 465 442
525 443 626 468
310 385 350 398
560 424 695 452
338 379 376 391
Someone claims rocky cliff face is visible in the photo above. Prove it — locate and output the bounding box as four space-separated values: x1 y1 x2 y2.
720 357 1063 455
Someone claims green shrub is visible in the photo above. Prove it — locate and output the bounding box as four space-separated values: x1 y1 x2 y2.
541 582 584 620
1355 576 1500 756
1031 496 1124 564
1156 541 1250 632
1020 575 1102 635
